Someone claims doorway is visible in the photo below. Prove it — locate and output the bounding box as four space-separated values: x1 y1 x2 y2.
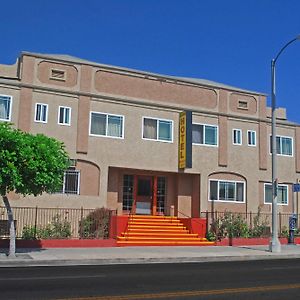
136 176 152 215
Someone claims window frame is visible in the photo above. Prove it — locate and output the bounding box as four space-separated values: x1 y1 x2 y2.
89 111 125 139
192 122 218 147
264 183 288 206
142 116 174 143
61 169 80 195
0 94 12 122
247 130 256 147
269 134 293 157
34 103 48 123
208 179 246 203
58 106 71 126
232 129 242 145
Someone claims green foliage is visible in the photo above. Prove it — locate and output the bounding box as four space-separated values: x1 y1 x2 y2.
0 123 70 197
79 208 111 239
280 226 289 238
205 230 216 241
209 209 271 240
248 208 270 237
22 214 71 239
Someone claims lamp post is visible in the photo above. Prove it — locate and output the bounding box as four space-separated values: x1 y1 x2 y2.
270 35 300 253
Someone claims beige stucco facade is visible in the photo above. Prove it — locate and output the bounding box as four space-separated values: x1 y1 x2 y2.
1 52 300 217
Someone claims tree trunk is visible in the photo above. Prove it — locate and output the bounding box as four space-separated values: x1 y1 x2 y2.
2 195 16 257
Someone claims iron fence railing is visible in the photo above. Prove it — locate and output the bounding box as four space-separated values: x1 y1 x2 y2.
0 206 116 239
201 211 298 238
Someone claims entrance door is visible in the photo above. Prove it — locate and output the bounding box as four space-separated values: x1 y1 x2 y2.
136 176 152 215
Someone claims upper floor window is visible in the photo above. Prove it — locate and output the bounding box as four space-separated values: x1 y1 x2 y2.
192 123 218 146
50 69 66 81
270 135 293 156
0 95 12 121
233 129 242 145
264 183 288 205
209 179 245 203
35 103 48 123
90 112 124 138
143 117 173 142
247 130 256 146
58 106 71 126
238 100 248 110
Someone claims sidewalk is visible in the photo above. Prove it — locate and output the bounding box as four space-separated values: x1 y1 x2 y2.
1 244 300 267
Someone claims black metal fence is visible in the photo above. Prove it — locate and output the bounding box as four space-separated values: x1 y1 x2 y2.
0 206 116 239
201 211 298 238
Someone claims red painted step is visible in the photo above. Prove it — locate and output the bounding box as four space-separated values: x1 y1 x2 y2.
117 215 214 247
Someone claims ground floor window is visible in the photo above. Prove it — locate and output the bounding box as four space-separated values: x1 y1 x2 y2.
123 175 134 211
157 177 166 214
209 180 245 202
264 183 288 205
60 169 80 194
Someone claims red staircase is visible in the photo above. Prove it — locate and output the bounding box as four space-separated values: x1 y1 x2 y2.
117 215 214 246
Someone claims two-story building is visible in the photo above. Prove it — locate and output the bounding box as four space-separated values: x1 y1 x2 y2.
1 52 299 218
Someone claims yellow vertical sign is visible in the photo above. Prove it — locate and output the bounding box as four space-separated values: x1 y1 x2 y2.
179 111 186 169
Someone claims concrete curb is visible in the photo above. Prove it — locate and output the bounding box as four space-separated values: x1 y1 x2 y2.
1 253 300 268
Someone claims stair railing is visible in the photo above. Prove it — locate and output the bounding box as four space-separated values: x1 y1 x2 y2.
164 204 207 236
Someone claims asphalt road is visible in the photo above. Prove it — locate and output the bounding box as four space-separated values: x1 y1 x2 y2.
1 259 300 299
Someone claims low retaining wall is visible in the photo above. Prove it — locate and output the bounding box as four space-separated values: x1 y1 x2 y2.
215 237 300 246
0 239 117 248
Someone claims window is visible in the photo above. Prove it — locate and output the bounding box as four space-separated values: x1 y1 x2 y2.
238 100 248 110
264 183 288 205
58 106 71 126
157 177 167 214
247 130 256 146
50 69 66 81
35 103 48 123
90 112 124 138
122 175 134 211
209 180 245 202
143 117 173 142
0 95 12 121
60 169 80 194
233 129 242 145
192 124 218 146
270 135 293 156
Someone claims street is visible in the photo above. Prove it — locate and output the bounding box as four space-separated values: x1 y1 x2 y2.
1 259 300 299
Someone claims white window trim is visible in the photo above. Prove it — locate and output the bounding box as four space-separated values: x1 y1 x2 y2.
264 183 289 206
232 129 242 145
269 134 293 157
247 130 256 147
142 116 174 143
89 111 125 139
34 103 48 123
192 122 218 147
58 106 72 126
61 170 80 195
208 179 246 203
0 94 12 122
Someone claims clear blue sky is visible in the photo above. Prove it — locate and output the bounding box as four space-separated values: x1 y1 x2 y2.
2 1 300 122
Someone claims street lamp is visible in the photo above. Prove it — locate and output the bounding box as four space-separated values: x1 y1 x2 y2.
270 35 300 253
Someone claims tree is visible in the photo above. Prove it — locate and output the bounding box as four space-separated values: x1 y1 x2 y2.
0 123 70 256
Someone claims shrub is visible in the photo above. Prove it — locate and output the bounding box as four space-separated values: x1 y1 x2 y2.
79 207 111 239
22 214 71 239
210 212 250 240
248 208 270 237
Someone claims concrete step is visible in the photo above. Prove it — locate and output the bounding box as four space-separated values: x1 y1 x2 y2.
117 236 203 241
117 241 215 246
121 232 199 238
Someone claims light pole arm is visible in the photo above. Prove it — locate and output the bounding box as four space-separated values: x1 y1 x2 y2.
274 36 300 64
